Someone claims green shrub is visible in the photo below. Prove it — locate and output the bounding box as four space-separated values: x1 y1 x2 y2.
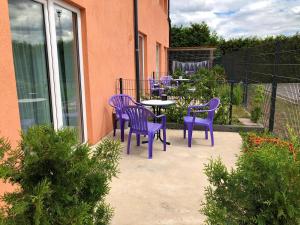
202 132 300 225
0 126 121 225
216 83 244 106
233 83 244 106
250 85 265 123
166 66 230 125
172 68 185 79
251 107 262 123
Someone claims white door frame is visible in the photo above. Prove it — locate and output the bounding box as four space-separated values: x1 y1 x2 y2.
29 0 88 142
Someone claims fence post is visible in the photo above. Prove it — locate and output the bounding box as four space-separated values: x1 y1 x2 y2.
268 41 280 132
229 81 234 125
244 49 249 107
119 78 123 94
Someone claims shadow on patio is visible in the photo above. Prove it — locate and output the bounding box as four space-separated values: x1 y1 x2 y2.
107 129 242 225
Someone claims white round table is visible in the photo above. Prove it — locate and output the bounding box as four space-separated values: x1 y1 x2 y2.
141 99 175 107
174 78 191 85
140 99 175 145
174 78 190 82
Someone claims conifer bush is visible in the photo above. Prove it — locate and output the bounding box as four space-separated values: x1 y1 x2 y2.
202 131 300 225
0 126 121 225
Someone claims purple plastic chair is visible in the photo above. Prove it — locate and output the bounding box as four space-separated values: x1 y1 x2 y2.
125 105 166 159
109 94 139 142
149 78 164 96
183 98 220 147
160 75 173 87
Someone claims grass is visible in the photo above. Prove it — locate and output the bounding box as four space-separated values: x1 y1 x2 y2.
231 105 251 125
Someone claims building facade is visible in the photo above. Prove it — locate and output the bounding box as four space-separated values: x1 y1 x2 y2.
0 0 169 193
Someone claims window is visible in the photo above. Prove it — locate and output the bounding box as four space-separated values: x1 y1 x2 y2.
156 43 161 79
139 34 146 93
164 47 168 74
8 0 87 142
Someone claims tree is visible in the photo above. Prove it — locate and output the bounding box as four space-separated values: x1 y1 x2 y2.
171 22 219 47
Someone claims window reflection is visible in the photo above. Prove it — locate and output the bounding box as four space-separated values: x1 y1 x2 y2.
8 0 52 130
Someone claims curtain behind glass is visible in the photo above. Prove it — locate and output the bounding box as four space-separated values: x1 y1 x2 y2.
8 0 52 131
55 5 83 141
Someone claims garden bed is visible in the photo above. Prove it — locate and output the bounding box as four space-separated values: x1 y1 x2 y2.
166 122 264 133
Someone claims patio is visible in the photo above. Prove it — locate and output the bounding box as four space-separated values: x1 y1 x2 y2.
107 129 242 225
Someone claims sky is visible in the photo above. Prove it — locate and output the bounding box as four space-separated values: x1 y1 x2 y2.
170 0 300 40
8 0 74 44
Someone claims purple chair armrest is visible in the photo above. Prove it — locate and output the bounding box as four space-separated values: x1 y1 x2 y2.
193 109 216 114
187 103 210 116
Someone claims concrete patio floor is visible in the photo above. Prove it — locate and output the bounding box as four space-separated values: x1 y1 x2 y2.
107 129 242 225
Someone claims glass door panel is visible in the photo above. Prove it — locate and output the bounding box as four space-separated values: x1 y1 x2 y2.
8 0 53 131
54 5 83 140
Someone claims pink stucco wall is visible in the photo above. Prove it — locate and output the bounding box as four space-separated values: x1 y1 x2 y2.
0 0 169 193
139 0 169 77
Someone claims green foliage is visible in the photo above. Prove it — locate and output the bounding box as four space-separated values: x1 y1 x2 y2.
216 83 244 106
0 126 121 225
166 66 230 124
172 69 185 79
202 132 300 225
171 22 300 58
171 22 219 48
233 84 244 106
250 107 262 123
250 85 265 123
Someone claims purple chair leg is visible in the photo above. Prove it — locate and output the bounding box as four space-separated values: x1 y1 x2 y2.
163 128 166 151
127 130 132 154
120 120 125 142
205 127 208 140
148 133 154 159
209 125 214 146
136 134 140 146
183 123 186 139
187 123 193 148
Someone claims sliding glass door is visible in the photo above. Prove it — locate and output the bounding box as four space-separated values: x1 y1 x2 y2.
8 0 53 131
8 0 86 141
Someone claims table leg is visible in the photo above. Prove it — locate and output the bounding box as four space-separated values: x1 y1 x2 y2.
142 105 171 145
156 106 170 145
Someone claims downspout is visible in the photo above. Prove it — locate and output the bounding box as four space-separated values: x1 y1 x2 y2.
168 0 171 47
168 0 171 73
133 0 140 102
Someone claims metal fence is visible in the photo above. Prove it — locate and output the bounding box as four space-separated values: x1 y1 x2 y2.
115 40 300 138
221 40 300 138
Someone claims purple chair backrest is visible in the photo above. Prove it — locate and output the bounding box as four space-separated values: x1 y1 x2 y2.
208 98 220 120
160 76 172 86
125 106 152 133
109 94 136 114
